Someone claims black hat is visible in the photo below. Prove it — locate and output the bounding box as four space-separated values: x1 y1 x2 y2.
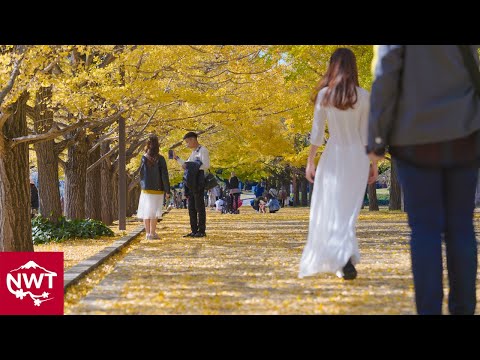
183 131 198 140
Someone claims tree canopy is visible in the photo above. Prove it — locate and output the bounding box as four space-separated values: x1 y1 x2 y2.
1 45 375 184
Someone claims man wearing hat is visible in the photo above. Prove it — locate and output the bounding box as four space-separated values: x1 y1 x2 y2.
173 132 210 237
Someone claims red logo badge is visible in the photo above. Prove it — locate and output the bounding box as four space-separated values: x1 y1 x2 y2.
0 252 64 315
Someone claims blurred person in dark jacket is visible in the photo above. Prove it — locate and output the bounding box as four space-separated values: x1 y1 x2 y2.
367 45 480 315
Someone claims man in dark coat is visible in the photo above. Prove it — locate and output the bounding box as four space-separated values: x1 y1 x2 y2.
367 45 480 315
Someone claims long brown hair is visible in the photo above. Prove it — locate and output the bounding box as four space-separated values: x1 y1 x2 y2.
311 47 359 110
144 134 160 166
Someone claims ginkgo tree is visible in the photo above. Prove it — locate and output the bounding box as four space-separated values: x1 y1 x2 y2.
0 45 88 250
1 45 129 250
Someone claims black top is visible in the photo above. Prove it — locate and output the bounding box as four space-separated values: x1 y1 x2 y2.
228 176 239 189
140 154 171 193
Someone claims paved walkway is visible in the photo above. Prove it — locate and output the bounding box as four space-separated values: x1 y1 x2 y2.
65 205 480 315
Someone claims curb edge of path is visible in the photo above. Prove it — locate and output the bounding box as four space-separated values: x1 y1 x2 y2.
63 209 171 292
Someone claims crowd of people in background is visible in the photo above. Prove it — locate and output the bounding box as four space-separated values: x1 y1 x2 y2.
165 176 291 216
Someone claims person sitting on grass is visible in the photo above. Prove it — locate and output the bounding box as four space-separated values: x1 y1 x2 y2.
266 193 280 213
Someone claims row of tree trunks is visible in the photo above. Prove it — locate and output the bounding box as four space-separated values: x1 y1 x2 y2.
286 160 403 211
0 93 34 251
0 93 138 251
289 170 311 206
32 126 138 225
63 136 135 226
44 133 137 225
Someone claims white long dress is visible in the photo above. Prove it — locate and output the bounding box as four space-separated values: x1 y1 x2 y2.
299 87 370 278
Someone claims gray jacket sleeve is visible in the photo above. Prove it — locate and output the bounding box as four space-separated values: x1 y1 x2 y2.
367 45 405 155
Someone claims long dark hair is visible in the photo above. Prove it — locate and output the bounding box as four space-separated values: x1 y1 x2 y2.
144 134 160 166
311 47 359 110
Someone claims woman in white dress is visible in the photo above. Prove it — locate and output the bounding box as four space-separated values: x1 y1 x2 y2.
299 48 378 280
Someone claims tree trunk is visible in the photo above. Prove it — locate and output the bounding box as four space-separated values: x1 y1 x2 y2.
300 174 308 206
293 174 300 206
127 188 134 217
34 141 62 222
361 186 367 209
389 160 402 210
0 94 34 251
368 183 379 211
111 171 119 221
85 135 102 220
64 129 88 220
33 86 62 222
130 185 140 216
101 141 113 225
127 177 139 217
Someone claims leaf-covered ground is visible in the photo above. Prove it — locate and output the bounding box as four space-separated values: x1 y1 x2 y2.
35 221 141 270
64 205 480 315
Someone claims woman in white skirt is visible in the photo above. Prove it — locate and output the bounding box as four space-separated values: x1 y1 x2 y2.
137 134 171 240
298 48 378 280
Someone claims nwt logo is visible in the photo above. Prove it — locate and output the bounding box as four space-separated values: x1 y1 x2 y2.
0 252 64 315
7 260 57 307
